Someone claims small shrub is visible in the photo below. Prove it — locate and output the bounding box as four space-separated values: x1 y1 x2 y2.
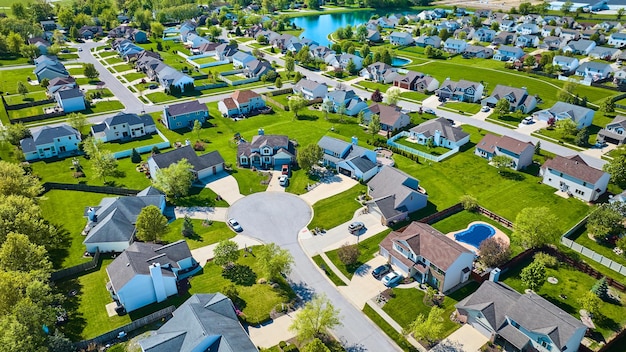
194 141 205 151
222 284 239 300
460 194 478 212
337 243 360 265
130 148 141 163
279 341 287 349
73 171 85 178
283 345 298 352
533 252 558 268
257 278 267 284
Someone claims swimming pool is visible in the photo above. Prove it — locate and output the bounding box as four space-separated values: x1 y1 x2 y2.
454 223 495 248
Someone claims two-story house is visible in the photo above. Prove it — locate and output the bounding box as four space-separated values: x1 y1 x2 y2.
91 112 157 143
493 45 524 61
475 134 535 170
598 115 626 145
359 62 398 83
54 87 86 113
379 221 474 292
20 124 81 161
540 154 609 202
147 146 225 181
588 46 621 61
163 100 209 130
317 136 379 181
608 32 626 48
463 45 494 59
218 90 266 117
361 103 411 132
481 85 537 113
393 71 440 92
560 28 581 42
552 55 579 72
323 89 368 116
515 34 539 48
541 25 561 37
324 53 363 71
436 79 484 103
443 38 468 53
473 28 496 42
564 39 597 55
292 79 328 100
541 36 564 51
232 51 256 69
409 117 470 149
389 32 414 46
575 61 614 81
415 35 442 48
533 102 595 129
237 131 295 170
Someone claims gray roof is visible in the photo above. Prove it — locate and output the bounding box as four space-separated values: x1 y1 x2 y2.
367 166 423 216
150 146 224 172
139 293 258 352
318 135 351 156
548 102 594 123
567 39 595 51
577 61 612 72
553 55 576 64
21 124 79 151
237 134 294 158
370 195 404 219
326 89 358 103
56 87 84 99
137 186 164 196
101 112 155 128
486 85 532 108
347 155 377 173
409 117 469 142
294 78 326 92
166 100 208 117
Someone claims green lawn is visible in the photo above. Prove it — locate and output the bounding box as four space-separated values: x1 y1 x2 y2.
400 91 430 102
286 168 321 195
312 254 346 287
486 112 525 128
86 100 125 114
68 66 86 76
354 81 391 93
570 225 626 268
192 56 218 65
502 257 626 341
104 56 124 65
363 304 419 352
394 137 451 156
161 219 234 250
443 101 482 114
145 92 176 103
0 68 43 94
122 72 146 83
101 132 165 153
0 53 30 66
111 63 135 73
99 51 118 58
8 103 57 119
3 91 49 105
169 186 229 208
309 184 366 230
326 229 392 279
230 168 270 195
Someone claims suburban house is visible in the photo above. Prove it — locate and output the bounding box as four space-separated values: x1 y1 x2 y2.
473 28 496 42
443 38 468 53
564 39 597 55
393 71 439 92
40 20 57 31
310 45 335 60
78 25 103 39
34 55 68 81
389 31 414 46
147 146 225 181
533 102 595 129
415 35 441 48
293 79 328 100
82 187 166 253
361 103 411 131
560 28 581 42
113 38 144 61
456 280 587 352
47 76 77 95
91 112 157 143
608 32 626 48
324 53 363 71
379 221 474 292
154 63 195 92
436 79 484 103
214 43 239 62
323 89 368 116
185 33 210 49
367 29 382 43
232 51 256 68
360 62 398 83
481 85 537 113
588 46 621 61
108 25 147 43
106 240 200 312
317 136 379 181
377 16 398 28
54 87 86 113
541 25 561 37
597 115 626 145
409 117 470 149
218 90 266 117
475 134 535 170
514 34 539 48
366 166 428 225
493 45 524 61
516 23 540 35
575 61 614 81
162 100 209 130
270 33 298 50
243 59 273 79
138 293 258 352
540 155 610 202
542 36 564 51
499 19 517 32
463 45 494 59
20 124 81 161
552 55 580 72
28 37 50 54
237 131 295 170
492 32 516 46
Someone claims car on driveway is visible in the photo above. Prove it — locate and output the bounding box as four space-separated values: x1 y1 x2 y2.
481 106 490 112
348 221 365 233
522 116 534 125
227 218 243 232
381 271 403 287
372 264 391 279
278 175 289 186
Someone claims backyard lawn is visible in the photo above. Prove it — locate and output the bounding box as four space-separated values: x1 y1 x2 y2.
160 219 234 250
3 91 49 105
0 68 44 93
8 103 57 119
86 100 125 114
308 184 366 231
191 56 218 65
570 226 626 268
394 137 451 156
101 132 166 153
325 229 393 279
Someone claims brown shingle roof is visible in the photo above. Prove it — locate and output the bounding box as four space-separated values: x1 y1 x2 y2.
496 135 534 154
367 103 406 126
476 134 500 153
542 155 606 184
232 89 260 104
221 97 237 110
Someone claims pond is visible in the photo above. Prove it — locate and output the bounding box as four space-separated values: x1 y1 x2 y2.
391 57 411 67
292 12 376 47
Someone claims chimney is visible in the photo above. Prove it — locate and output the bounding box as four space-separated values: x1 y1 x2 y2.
150 263 168 303
351 136 358 145
258 128 264 135
489 267 501 283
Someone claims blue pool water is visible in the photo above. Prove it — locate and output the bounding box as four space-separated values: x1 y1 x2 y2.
454 223 495 248
391 57 411 67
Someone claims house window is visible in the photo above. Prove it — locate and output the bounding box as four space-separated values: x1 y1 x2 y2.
575 189 585 196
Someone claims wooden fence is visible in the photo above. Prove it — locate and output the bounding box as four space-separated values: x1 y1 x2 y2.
51 248 100 281
477 206 513 228
42 182 140 196
418 203 463 224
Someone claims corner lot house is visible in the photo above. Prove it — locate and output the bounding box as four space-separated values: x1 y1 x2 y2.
456 280 586 352
409 117 470 149
598 115 626 145
237 132 295 170
292 79 328 100
361 103 411 131
317 136 379 181
475 134 534 170
106 240 200 312
163 100 209 130
148 146 224 181
366 166 428 225
218 90 266 117
138 293 258 352
436 79 484 103
379 221 474 292
82 187 166 253
481 85 537 113
540 155 609 202
20 124 81 161
91 112 156 143
533 102 595 129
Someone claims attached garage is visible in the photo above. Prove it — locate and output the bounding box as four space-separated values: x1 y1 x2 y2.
338 167 353 177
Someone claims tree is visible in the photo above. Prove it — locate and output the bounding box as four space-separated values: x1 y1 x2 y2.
290 294 341 342
20 44 39 60
534 141 541 155
288 95 307 120
16 81 28 97
460 194 478 211
69 26 79 40
356 25 368 43
385 87 401 106
321 99 334 120
577 291 601 316
0 233 51 275
336 103 347 122
154 158 194 199
523 55 536 68
192 120 202 141
494 98 510 117
478 237 511 267
521 260 546 291
150 21 164 38
603 153 626 188
345 59 357 74
555 118 578 137
337 243 359 265
257 243 294 279
514 207 559 249
83 63 99 79
0 195 59 248
618 8 625 20
275 77 283 89
301 338 330 352
6 32 23 54
213 239 239 267
369 114 380 135
10 3 26 18
91 151 118 183
0 161 41 198
131 148 142 163
47 330 76 352
371 89 383 102
408 306 445 346
600 97 615 114
561 0 573 15
40 78 50 88
182 215 194 237
491 155 513 173
1 123 30 146
285 56 295 73
588 203 626 240
591 277 609 300
66 113 87 136
135 205 168 242
574 127 589 147
557 81 578 103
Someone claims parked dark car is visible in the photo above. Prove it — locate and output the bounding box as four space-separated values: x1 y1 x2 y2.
372 264 391 279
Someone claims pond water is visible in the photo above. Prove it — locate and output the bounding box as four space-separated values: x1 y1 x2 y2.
391 57 411 67
292 12 376 47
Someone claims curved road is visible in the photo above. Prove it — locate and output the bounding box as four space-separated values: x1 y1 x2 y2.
228 192 401 351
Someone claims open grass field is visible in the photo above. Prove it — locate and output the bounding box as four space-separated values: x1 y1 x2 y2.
309 184 366 231
161 219 234 250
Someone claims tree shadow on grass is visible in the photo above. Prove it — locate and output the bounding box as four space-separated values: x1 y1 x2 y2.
55 278 87 341
48 226 72 269
296 114 319 121
498 170 525 181
222 264 257 286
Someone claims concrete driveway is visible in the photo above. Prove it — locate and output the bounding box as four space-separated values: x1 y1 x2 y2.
431 324 489 352
201 173 244 205
173 207 228 222
265 171 286 193
299 174 358 205
338 256 389 308
248 310 299 348
515 119 547 135
191 234 264 266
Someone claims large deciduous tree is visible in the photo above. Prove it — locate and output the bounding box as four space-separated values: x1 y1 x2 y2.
384 87 401 106
0 195 59 248
0 161 41 198
257 243 293 280
603 148 626 188
297 144 323 173
408 306 445 346
290 294 341 343
478 237 511 268
0 233 51 275
587 202 626 240
494 98 510 117
153 158 194 199
83 63 99 79
66 113 88 136
135 205 168 242
213 239 240 267
513 207 559 249
520 260 546 291
288 95 307 120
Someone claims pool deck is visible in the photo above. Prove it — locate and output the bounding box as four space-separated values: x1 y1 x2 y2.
446 221 510 254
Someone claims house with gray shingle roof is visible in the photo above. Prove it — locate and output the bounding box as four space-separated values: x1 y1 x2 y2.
317 136 379 181
415 35 441 48
34 55 68 81
389 31 414 46
493 45 524 61
323 89 367 116
147 146 224 181
82 187 166 253
588 46 621 61
608 32 626 48
163 100 208 130
237 131 295 170
106 240 199 312
456 280 587 352
54 86 86 113
436 79 484 103
533 101 595 129
379 221 474 292
138 293 258 352
409 117 470 149
91 112 157 142
20 124 81 161
481 85 537 114
443 38 468 53
366 166 428 225
552 55 579 72
475 134 535 170
293 79 328 100
540 154 609 202
564 39 597 55
359 62 398 83
597 115 626 145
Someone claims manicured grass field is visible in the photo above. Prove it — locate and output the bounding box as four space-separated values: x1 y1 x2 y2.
0 68 43 93
443 101 482 114
68 66 86 76
101 132 165 153
121 72 146 83
325 229 392 279
86 100 125 114
400 91 430 102
111 63 135 73
363 304 419 352
3 91 49 105
308 184 366 231
104 56 124 65
169 186 229 208
98 51 118 58
355 81 391 93
8 103 57 119
0 53 30 66
161 219 234 250
191 56 218 65
312 254 346 286
394 137 451 156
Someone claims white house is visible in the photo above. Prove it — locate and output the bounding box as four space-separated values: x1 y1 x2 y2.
324 53 363 71
218 89 266 117
379 221 474 293
359 62 398 83
409 117 470 149
608 32 626 48
541 155 610 202
443 38 468 53
20 124 81 161
54 87 86 113
516 23 539 35
564 39 597 55
91 112 157 143
148 146 224 181
292 79 328 100
481 85 537 114
533 102 595 129
575 61 614 81
475 134 535 170
598 115 626 145
389 31 414 46
552 55 579 72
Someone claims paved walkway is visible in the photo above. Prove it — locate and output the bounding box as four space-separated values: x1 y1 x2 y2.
248 310 299 348
299 174 359 205
173 206 228 222
190 234 264 266
337 256 388 308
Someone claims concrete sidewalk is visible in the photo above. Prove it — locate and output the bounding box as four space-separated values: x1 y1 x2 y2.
173 207 228 222
248 310 299 348
191 234 264 265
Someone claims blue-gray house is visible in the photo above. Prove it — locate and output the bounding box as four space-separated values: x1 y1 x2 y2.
317 136 379 181
163 100 208 130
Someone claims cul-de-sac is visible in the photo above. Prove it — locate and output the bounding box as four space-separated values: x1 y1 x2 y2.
5 0 626 351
